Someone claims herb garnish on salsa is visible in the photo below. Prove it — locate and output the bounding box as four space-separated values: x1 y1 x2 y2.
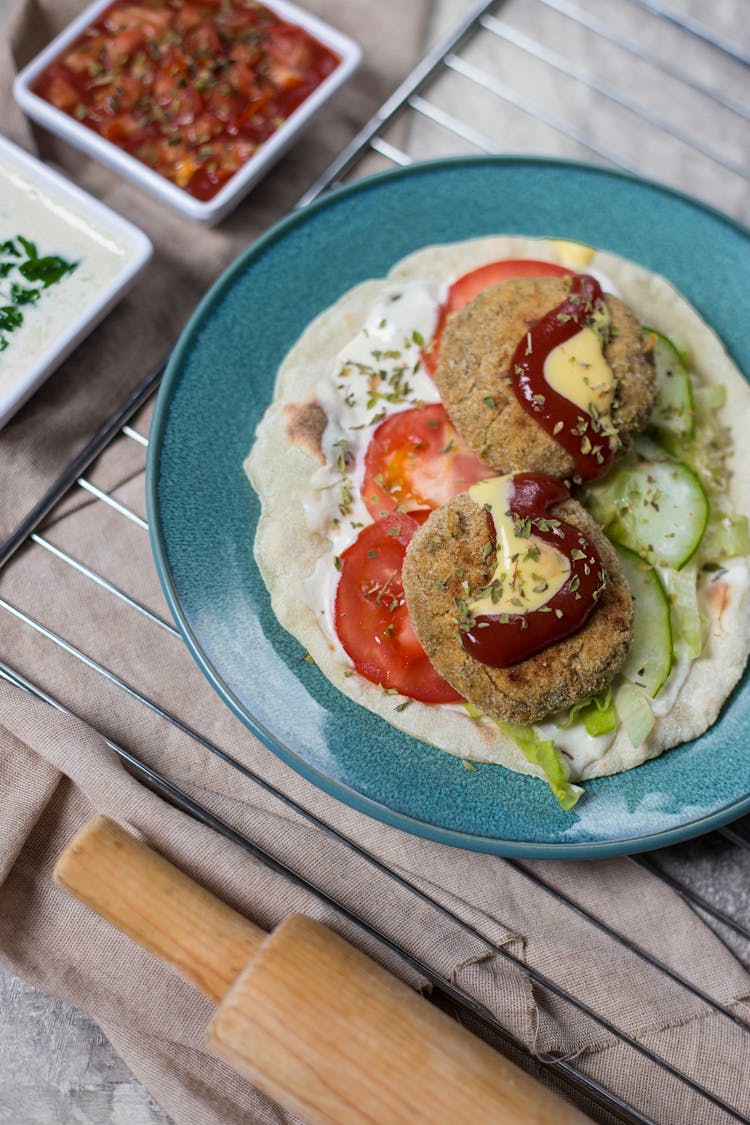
32 0 341 202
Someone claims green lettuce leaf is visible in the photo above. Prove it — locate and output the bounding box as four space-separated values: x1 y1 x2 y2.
559 687 616 737
495 721 582 810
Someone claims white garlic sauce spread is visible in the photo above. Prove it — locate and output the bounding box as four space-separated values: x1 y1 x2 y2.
300 279 442 659
302 279 442 553
319 279 442 458
536 719 616 775
0 159 136 398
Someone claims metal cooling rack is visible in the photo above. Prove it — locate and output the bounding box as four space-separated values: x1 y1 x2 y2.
2 1 750 1121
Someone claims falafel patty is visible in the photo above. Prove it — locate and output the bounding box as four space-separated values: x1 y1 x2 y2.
402 490 633 725
434 276 656 479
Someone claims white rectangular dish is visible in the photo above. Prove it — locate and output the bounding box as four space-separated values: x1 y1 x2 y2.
13 0 362 225
0 134 152 429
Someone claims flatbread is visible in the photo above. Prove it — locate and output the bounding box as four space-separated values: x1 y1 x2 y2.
246 236 750 785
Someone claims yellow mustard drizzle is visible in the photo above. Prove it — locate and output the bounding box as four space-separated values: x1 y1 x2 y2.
467 477 571 616
543 324 615 421
549 239 595 269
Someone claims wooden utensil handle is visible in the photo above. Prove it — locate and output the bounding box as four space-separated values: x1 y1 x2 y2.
210 912 593 1125
56 817 594 1124
54 814 265 1004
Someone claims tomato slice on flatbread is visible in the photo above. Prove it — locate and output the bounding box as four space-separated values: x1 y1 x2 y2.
362 403 493 519
422 258 575 376
334 511 461 703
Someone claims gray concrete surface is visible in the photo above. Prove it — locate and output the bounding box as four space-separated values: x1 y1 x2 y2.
0 975 168 1124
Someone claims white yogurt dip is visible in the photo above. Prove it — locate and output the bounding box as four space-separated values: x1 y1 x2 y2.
0 137 151 426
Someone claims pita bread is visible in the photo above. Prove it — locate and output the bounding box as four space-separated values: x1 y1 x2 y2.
245 236 750 787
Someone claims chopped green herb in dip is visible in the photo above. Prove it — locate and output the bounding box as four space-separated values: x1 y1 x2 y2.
0 154 139 411
0 236 77 354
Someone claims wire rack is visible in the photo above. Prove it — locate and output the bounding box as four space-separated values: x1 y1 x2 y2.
2 1 750 1121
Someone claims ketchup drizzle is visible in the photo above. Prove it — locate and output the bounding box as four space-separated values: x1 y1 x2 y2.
510 274 616 482
461 473 606 668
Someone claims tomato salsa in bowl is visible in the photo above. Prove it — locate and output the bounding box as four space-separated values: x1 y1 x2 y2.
14 0 361 224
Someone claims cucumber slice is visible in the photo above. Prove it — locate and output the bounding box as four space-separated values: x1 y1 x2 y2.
643 327 695 444
615 545 673 697
698 509 750 566
660 564 702 660
586 439 709 569
614 683 655 748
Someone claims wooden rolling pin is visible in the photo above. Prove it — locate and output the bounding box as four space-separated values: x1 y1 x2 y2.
54 815 592 1125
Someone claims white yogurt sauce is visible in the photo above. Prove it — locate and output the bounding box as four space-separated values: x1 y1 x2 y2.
0 160 135 398
650 655 692 719
536 718 616 777
699 558 750 638
318 279 442 460
300 279 442 646
302 279 441 551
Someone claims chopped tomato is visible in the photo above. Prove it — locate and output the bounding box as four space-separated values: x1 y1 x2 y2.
104 5 172 36
32 0 342 202
183 113 221 146
91 74 143 114
266 61 307 92
266 24 313 71
100 112 148 144
206 85 246 124
230 41 264 69
153 64 201 115
44 72 80 112
422 258 575 376
170 86 204 126
63 43 101 73
335 512 461 703
227 61 264 100
215 6 258 34
215 139 256 176
184 20 222 56
174 4 206 32
104 25 147 66
362 404 493 520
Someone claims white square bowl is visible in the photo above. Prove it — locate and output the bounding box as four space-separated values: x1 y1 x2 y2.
0 134 152 429
13 0 362 225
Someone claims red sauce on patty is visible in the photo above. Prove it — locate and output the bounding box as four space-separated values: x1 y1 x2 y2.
510 274 617 482
461 473 607 668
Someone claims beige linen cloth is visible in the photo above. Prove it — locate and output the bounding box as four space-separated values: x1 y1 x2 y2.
1 3 750 1124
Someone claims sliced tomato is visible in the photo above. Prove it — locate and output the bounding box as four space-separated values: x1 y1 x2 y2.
335 512 461 703
422 258 575 376
362 404 493 520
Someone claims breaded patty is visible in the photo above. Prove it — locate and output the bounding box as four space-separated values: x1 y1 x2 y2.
434 276 655 479
402 491 633 724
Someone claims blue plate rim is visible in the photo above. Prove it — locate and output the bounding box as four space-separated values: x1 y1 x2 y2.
146 153 750 859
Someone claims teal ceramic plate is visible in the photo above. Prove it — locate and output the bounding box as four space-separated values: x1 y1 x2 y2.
147 156 750 858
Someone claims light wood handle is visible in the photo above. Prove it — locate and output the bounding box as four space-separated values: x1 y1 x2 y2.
209 913 592 1125
54 815 265 1004
56 817 593 1124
